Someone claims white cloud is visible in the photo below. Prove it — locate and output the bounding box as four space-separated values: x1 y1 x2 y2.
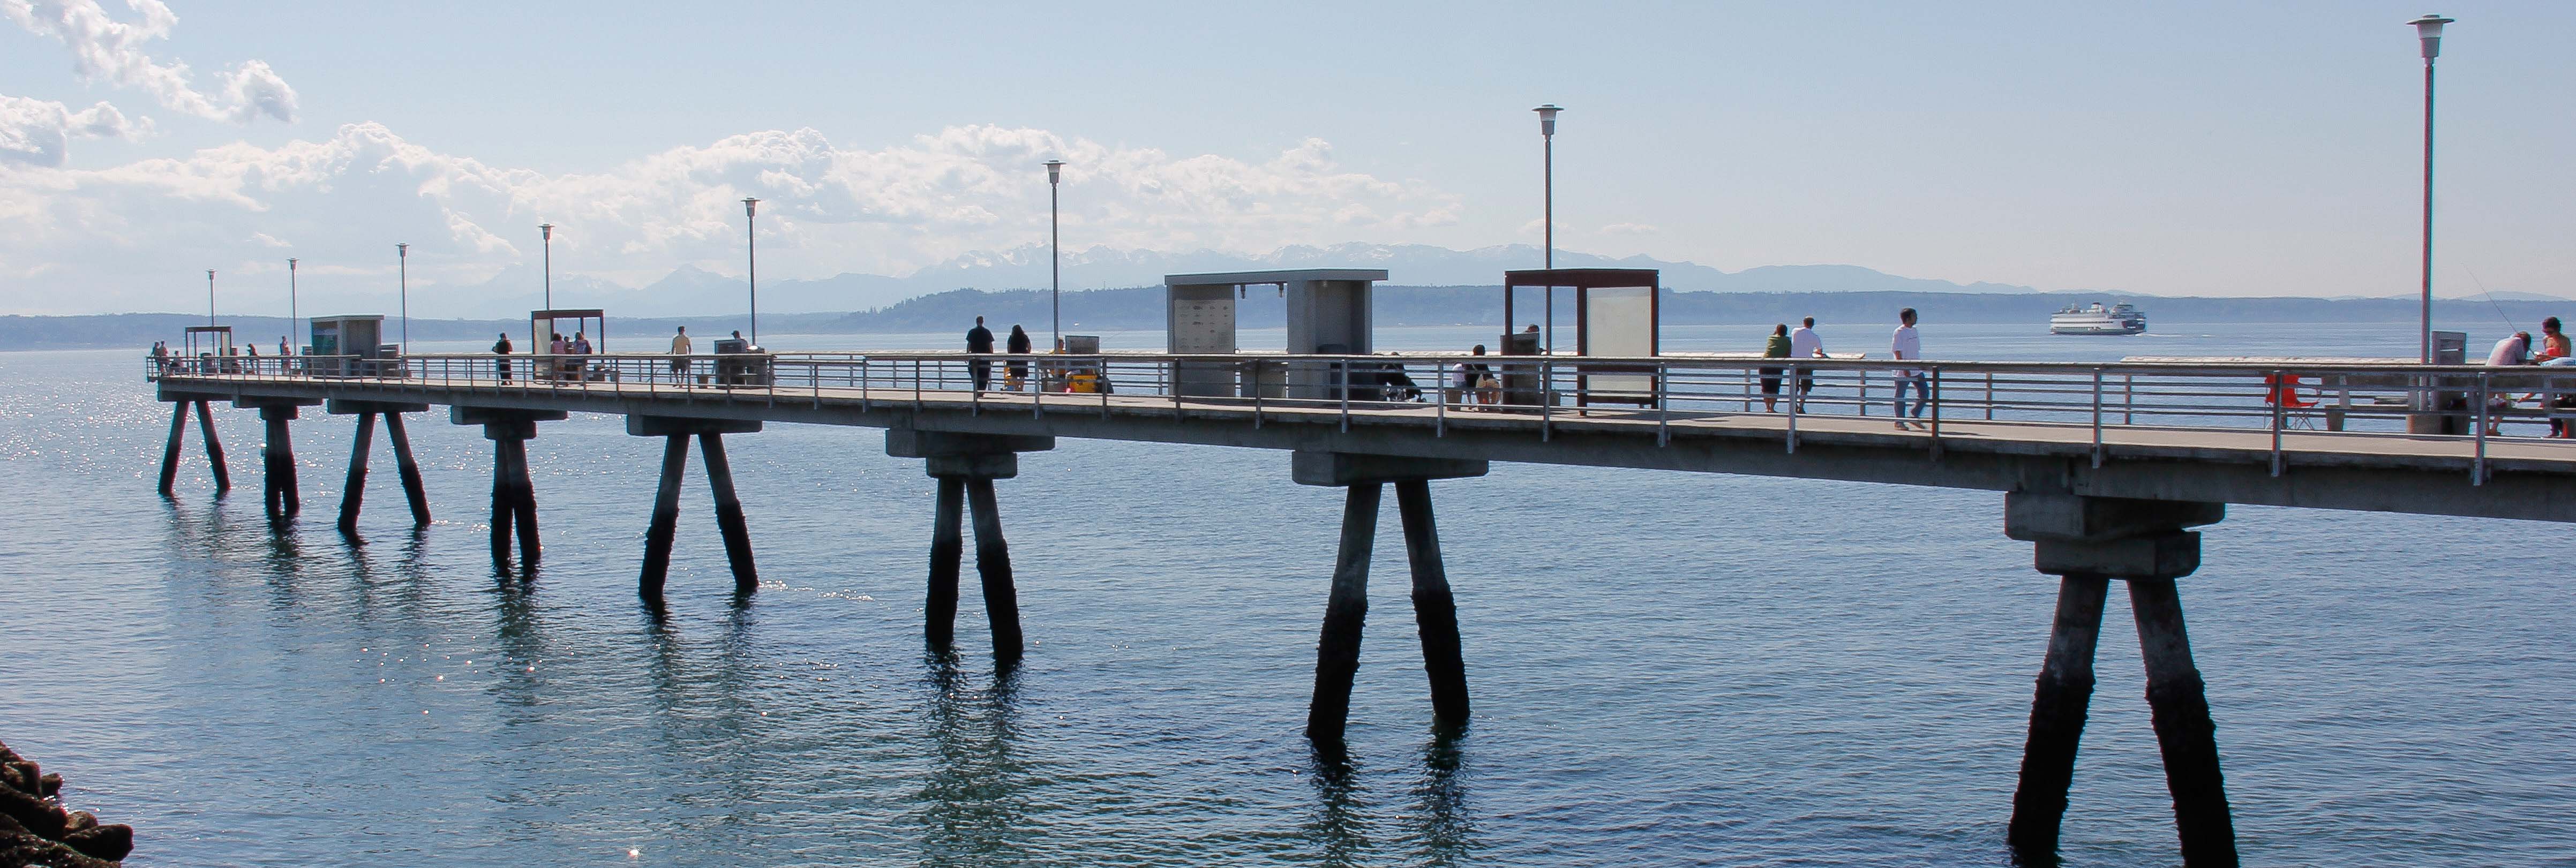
0 93 144 166
2 0 299 124
1600 222 1660 236
0 123 1466 313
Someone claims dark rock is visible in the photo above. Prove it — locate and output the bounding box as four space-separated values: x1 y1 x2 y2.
0 739 128 866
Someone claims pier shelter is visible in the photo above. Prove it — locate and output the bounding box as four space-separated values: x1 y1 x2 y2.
1500 268 1662 406
1162 269 1389 399
306 315 389 377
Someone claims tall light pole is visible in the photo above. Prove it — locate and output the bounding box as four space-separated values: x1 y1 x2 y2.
206 269 216 327
396 243 409 354
1045 159 1065 348
540 223 554 311
2410 14 2454 365
742 198 760 344
1533 103 1563 355
287 258 298 349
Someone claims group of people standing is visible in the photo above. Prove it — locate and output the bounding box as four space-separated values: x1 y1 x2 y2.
1756 308 1931 428
966 316 1069 393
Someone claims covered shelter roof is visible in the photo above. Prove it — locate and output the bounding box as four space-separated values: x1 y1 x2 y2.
1163 269 1388 286
1503 268 1659 289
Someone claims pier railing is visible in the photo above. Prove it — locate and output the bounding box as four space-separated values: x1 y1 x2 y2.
149 350 2576 478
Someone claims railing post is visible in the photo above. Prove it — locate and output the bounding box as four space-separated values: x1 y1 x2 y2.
2270 368 2285 478
2090 368 2105 468
1339 356 1351 433
1860 368 1870 417
1433 358 1444 437
2474 372 2490 486
1785 372 1800 454
1927 366 1942 460
1539 359 1553 442
2124 373 2136 425
1656 362 1670 447
1251 359 1263 429
1985 372 1996 420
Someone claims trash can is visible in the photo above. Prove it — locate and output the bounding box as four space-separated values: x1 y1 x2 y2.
712 338 772 387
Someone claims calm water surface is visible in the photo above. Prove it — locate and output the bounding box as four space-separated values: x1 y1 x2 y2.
1 319 2570 866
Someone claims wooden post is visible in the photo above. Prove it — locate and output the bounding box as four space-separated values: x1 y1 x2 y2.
2008 572 2109 858
638 433 690 600
926 476 966 648
336 411 376 534
384 412 430 526
158 402 188 495
2130 578 2239 867
964 477 1023 662
261 407 299 518
1306 482 1381 745
698 432 757 593
1394 479 1469 727
507 437 539 566
194 400 229 492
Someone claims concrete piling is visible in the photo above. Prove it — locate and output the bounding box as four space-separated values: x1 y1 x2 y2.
194 400 230 492
2130 577 2237 867
1393 479 1470 727
1306 481 1381 745
157 402 188 495
455 407 564 571
638 433 690 600
963 477 1022 663
249 403 309 519
2003 493 2233 866
699 432 759 593
2007 572 2109 855
383 412 430 526
337 411 376 534
926 477 966 648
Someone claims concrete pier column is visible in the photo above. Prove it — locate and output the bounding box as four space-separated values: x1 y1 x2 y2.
2004 493 2231 866
193 400 230 492
337 411 377 533
964 477 1022 663
1291 451 1489 744
1393 479 1470 728
626 416 763 597
158 402 189 495
2006 572 2109 855
383 412 430 526
1306 481 1381 746
238 399 318 519
455 407 566 571
638 433 691 600
889 428 1054 661
2130 577 2237 867
925 477 966 648
699 432 759 593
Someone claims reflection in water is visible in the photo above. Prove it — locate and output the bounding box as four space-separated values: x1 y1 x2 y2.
1410 735 1477 865
914 658 1032 865
636 601 765 844
1303 748 1373 866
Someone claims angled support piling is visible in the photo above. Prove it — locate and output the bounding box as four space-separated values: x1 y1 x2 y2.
330 401 432 533
2004 493 2234 867
890 428 1053 660
626 416 763 600
158 401 189 495
455 407 565 571
337 411 377 533
194 400 230 492
384 412 430 526
1293 451 1489 745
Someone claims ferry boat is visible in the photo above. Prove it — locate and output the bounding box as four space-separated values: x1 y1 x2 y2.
2050 301 2147 335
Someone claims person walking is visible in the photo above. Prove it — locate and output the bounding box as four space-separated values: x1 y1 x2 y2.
1759 324 1790 412
966 316 995 393
669 326 693 384
1005 324 1032 392
1788 316 1828 411
493 332 514 381
1890 308 1928 429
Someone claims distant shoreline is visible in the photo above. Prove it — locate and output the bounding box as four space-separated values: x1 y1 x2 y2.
5 286 2564 351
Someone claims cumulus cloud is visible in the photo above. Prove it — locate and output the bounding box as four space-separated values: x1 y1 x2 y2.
1600 222 1660 236
0 93 144 166
0 123 1467 313
3 0 299 124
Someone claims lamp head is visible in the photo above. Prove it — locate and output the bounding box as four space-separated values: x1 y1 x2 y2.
288 258 296 268
1044 159 1065 184
397 243 408 257
540 222 552 240
2410 14 2455 59
743 197 759 217
1533 103 1563 136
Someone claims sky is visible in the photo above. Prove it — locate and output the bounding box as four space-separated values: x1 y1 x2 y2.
2 0 2572 315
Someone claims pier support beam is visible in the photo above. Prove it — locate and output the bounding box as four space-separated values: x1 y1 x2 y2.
889 428 1054 662
2004 493 2234 867
194 400 230 493
627 416 765 600
156 393 235 494
326 400 432 533
1291 451 1488 746
237 398 319 520
454 407 565 571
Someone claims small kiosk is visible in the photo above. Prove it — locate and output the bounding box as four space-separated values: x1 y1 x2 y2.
306 315 393 377
1500 268 1662 407
182 325 234 374
1162 268 1389 399
531 308 606 381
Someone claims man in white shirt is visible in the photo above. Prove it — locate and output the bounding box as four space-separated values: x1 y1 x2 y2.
1890 308 1927 429
1788 316 1826 409
669 326 693 384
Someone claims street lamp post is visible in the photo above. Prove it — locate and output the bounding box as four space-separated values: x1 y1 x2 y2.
1533 103 1563 355
288 258 298 349
206 269 216 327
540 223 554 311
743 198 759 345
397 243 409 354
1045 159 1065 348
2410 14 2454 365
